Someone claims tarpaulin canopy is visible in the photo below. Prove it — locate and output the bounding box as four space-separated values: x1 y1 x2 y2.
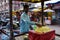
30 8 41 12
13 0 49 3
30 8 46 12
44 9 55 12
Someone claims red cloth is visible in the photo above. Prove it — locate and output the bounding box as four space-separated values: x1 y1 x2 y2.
28 30 55 40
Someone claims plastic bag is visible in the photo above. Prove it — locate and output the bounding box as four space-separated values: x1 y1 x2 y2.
0 34 9 40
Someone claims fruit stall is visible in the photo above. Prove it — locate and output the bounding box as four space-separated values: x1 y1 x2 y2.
28 26 55 40
29 30 55 40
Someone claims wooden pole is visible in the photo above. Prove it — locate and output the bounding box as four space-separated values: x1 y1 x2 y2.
41 0 44 26
9 0 15 40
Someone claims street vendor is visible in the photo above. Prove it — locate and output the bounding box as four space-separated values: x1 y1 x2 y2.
13 4 41 34
19 4 41 33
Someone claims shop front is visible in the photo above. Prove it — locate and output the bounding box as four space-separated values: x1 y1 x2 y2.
53 2 60 25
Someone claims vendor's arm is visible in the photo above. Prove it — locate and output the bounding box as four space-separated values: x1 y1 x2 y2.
21 14 36 25
26 20 42 27
21 14 41 25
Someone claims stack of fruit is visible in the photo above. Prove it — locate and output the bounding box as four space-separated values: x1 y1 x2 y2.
35 26 51 34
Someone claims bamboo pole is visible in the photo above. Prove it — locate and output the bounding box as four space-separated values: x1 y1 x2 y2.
41 0 44 26
9 0 15 40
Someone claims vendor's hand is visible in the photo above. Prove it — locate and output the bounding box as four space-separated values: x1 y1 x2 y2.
35 23 42 27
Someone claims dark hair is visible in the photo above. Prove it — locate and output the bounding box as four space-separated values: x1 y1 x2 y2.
23 4 29 9
16 11 19 13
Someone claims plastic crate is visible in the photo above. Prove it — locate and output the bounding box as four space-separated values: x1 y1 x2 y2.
28 30 55 40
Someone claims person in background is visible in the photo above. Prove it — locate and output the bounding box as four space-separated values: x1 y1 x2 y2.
16 11 20 21
30 13 35 21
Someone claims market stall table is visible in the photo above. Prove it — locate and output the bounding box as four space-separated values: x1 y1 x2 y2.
29 30 55 40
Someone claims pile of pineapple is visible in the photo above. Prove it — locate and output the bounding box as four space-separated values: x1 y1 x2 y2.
35 26 51 34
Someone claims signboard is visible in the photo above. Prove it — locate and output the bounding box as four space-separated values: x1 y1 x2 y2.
53 4 60 9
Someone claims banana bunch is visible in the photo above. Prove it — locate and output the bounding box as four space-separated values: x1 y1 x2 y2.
35 26 51 34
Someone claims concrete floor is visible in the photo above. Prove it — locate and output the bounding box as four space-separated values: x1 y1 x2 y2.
48 25 60 35
15 36 60 40
55 36 60 40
